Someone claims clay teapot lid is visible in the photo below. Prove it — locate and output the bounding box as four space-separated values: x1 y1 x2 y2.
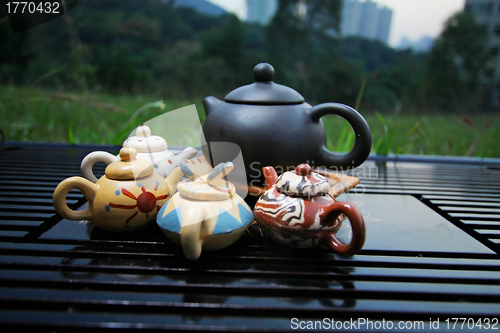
177 162 236 201
123 125 168 153
105 147 154 180
275 164 330 197
224 63 305 105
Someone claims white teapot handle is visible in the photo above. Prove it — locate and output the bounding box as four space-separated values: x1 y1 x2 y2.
80 151 117 183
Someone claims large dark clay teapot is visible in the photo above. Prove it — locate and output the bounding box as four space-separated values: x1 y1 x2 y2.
202 63 372 187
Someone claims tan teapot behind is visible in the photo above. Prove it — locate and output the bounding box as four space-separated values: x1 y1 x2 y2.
81 125 197 182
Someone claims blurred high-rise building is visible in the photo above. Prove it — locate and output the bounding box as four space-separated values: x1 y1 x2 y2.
359 0 379 40
246 0 278 25
465 0 500 105
340 0 393 45
376 6 393 45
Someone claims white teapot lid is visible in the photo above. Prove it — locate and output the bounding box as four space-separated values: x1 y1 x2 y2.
123 125 168 153
177 162 235 201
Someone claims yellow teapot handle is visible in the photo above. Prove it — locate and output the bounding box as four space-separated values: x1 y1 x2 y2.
53 177 97 221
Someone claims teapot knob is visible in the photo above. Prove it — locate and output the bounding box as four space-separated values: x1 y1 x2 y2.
296 163 312 176
135 125 151 137
119 147 137 162
253 63 274 82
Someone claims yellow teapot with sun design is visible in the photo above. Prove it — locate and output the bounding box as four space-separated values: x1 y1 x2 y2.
53 147 184 232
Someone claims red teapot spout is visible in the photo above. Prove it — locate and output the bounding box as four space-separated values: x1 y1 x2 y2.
262 166 278 190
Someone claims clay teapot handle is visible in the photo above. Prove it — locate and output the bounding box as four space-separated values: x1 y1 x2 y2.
321 200 365 256
53 177 97 221
309 103 371 170
81 151 117 183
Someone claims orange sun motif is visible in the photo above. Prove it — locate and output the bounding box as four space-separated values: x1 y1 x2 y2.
108 183 170 225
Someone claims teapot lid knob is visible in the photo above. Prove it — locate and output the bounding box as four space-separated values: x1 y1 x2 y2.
119 146 137 162
253 63 274 82
224 63 304 104
123 125 168 153
296 163 312 176
135 125 151 137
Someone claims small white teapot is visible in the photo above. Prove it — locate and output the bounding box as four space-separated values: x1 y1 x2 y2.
81 125 197 182
157 159 253 260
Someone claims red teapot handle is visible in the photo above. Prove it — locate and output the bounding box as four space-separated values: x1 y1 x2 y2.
310 103 371 170
321 200 366 256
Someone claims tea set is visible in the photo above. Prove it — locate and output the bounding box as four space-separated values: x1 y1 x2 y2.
53 63 371 259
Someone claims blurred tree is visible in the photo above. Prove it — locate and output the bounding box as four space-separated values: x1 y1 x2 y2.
202 14 244 70
96 46 151 93
336 37 397 72
154 40 226 98
0 0 431 110
425 12 493 112
266 0 342 80
201 14 245 86
268 0 342 37
360 51 426 112
245 22 266 52
308 51 364 106
0 29 33 84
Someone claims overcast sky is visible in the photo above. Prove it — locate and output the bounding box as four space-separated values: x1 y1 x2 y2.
207 0 466 47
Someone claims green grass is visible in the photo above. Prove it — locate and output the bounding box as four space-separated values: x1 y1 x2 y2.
1 85 499 158
323 112 500 158
0 86 206 147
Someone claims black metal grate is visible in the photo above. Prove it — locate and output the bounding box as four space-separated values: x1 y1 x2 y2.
0 142 499 331
358 162 500 253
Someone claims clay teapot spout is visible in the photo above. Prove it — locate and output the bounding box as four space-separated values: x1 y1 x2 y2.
202 96 222 116
165 167 184 195
262 166 278 190
168 147 197 168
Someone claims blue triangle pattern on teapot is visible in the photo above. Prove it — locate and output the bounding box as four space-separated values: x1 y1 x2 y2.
238 202 254 226
213 203 253 235
157 204 182 233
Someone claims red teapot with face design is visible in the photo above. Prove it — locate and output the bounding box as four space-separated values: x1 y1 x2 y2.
254 163 366 255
